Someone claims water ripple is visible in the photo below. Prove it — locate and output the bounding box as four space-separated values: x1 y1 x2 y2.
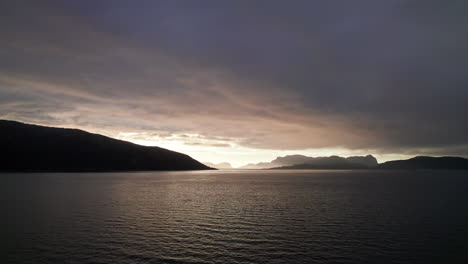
2 170 468 264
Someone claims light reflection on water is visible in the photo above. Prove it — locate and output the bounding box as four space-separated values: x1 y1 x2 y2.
2 170 468 264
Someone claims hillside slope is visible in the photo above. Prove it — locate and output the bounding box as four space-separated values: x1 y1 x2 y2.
0 120 212 172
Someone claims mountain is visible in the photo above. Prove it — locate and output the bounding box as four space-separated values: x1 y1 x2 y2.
377 156 468 170
241 155 378 169
203 162 232 169
0 120 212 172
271 163 370 170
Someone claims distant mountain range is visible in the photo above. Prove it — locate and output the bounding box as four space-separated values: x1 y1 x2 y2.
0 120 212 172
2 120 468 172
203 162 233 169
271 163 372 170
243 154 468 170
241 155 378 169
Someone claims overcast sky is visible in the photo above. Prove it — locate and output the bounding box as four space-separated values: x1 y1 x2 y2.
1 0 467 166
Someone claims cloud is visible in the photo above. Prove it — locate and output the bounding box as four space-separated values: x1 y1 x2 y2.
184 142 231 148
1 0 467 158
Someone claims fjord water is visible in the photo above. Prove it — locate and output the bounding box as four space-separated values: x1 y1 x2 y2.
2 170 468 264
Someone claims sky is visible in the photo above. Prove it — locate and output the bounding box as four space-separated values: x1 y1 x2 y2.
1 0 468 167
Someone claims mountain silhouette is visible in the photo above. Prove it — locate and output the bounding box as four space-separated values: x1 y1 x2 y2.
241 155 378 169
271 163 371 170
377 156 468 170
203 162 233 169
0 120 212 172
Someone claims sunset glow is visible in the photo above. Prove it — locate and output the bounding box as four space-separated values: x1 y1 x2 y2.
1 0 467 166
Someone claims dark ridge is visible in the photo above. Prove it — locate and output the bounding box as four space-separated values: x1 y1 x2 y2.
377 156 468 170
270 163 371 170
241 154 378 169
0 120 213 172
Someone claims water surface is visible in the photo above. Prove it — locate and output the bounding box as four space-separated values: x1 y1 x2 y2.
2 170 468 263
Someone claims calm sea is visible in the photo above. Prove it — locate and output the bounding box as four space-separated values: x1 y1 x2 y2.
2 170 468 264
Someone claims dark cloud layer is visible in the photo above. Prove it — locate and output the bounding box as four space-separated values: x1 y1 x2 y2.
1 0 467 157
